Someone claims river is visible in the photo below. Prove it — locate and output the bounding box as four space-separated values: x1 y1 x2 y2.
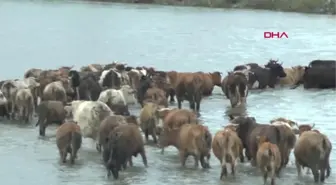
0 1 335 185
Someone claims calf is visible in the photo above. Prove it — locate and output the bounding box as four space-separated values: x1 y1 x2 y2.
15 88 34 123
56 121 82 164
98 85 137 106
256 136 281 185
139 102 162 143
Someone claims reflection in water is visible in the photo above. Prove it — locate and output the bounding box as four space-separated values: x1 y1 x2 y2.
0 1 335 185
225 104 248 120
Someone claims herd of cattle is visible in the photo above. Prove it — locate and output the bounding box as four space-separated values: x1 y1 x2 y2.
0 59 334 184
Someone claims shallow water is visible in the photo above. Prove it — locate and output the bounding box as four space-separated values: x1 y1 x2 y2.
0 1 335 185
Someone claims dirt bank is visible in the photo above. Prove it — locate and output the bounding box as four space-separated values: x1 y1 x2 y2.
93 0 335 14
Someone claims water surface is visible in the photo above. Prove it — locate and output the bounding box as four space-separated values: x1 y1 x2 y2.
0 1 335 185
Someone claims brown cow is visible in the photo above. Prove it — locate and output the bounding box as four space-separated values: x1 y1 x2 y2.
178 124 212 168
277 65 306 86
271 123 296 167
157 108 198 154
56 121 82 164
256 136 281 185
139 102 163 143
197 71 222 96
103 124 147 179
294 131 332 183
143 87 168 107
221 71 249 107
175 72 204 112
212 129 243 179
96 115 128 153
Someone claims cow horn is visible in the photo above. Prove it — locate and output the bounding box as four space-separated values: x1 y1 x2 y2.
311 123 315 128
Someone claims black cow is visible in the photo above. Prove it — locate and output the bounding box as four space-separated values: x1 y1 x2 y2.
68 71 102 101
102 70 121 89
308 60 336 68
136 75 152 106
233 63 260 71
292 66 336 89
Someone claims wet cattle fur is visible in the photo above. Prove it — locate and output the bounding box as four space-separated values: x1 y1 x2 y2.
177 124 212 168
137 75 153 106
103 124 148 179
222 71 248 107
301 66 335 89
158 108 199 154
212 129 243 179
109 104 130 116
231 116 283 166
294 131 332 182
175 73 204 112
256 136 282 185
15 88 34 123
277 65 306 86
308 59 336 68
97 115 128 153
143 87 168 108
36 101 66 136
196 71 222 96
250 60 287 89
56 121 82 164
77 73 102 101
139 102 162 143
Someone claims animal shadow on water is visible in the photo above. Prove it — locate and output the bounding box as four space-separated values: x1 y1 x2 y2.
224 105 247 120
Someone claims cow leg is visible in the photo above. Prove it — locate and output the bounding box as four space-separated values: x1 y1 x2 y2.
151 129 157 144
128 157 133 167
263 172 268 185
220 162 228 179
177 97 182 109
139 148 148 167
231 161 236 176
193 154 200 168
311 166 319 183
200 154 209 169
179 151 188 167
295 159 302 177
144 129 149 142
61 149 68 163
169 90 175 102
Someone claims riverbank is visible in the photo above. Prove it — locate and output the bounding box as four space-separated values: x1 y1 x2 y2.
90 0 336 15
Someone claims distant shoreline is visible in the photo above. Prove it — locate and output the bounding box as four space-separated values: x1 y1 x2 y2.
87 0 336 15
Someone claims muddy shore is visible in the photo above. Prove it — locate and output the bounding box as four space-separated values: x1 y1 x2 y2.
89 0 336 14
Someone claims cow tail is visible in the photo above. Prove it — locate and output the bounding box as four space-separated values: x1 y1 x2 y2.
268 148 273 157
320 137 328 160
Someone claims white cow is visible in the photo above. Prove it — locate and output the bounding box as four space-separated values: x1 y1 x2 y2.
98 85 137 106
66 100 114 140
15 88 34 123
0 90 8 106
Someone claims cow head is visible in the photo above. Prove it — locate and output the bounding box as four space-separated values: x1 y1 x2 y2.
265 59 286 78
68 70 80 88
231 116 257 145
210 71 222 86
